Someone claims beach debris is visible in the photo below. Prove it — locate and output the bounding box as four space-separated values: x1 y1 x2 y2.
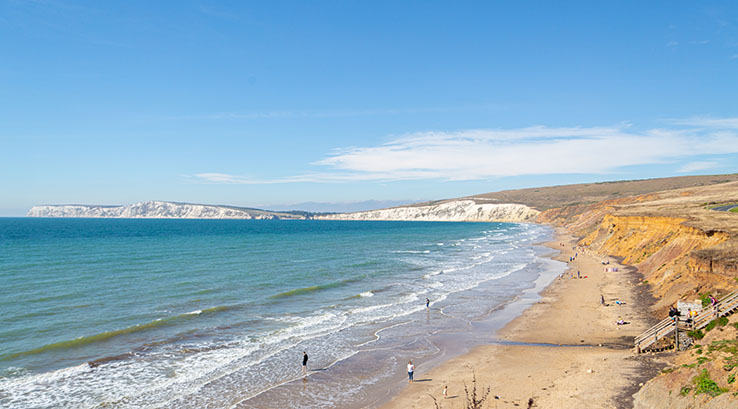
586 369 594 373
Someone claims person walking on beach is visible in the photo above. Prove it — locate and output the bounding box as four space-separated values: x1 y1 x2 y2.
426 298 430 309
302 351 309 375
442 385 448 399
407 360 415 383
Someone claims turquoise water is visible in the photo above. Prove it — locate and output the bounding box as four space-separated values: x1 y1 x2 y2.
0 218 559 408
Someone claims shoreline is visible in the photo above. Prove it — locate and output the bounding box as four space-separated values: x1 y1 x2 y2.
379 226 661 408
236 223 564 409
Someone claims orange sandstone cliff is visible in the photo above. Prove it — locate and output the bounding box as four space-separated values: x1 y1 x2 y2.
537 180 738 407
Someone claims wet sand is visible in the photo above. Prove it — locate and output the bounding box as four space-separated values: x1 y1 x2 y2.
235 229 566 409
380 228 661 408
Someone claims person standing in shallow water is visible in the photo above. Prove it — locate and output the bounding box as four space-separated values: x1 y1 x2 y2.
302 351 308 375
407 360 415 383
425 298 430 309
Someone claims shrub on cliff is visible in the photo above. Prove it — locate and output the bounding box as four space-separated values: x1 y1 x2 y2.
693 369 726 397
703 317 728 333
705 320 718 332
688 329 705 339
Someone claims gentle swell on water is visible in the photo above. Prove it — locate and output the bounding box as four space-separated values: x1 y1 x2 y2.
268 276 364 299
0 219 558 409
1 306 231 362
341 290 376 300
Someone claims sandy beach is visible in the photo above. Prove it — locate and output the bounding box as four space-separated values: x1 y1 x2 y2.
380 228 662 409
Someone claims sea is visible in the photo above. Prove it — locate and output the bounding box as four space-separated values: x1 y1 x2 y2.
0 218 565 409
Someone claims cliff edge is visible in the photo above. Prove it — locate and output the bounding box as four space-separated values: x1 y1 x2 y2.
316 200 539 223
537 180 738 408
27 201 308 220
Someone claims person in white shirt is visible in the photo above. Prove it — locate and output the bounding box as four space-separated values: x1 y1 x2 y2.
407 360 415 383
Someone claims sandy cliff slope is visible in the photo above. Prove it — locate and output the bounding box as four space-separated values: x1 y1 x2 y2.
538 180 738 309
536 180 738 407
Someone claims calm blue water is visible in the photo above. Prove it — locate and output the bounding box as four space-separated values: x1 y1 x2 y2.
0 218 560 408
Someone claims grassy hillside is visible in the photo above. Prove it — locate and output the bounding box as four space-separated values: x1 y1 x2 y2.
462 174 738 210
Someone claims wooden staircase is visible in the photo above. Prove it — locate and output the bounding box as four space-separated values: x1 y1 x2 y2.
635 289 738 353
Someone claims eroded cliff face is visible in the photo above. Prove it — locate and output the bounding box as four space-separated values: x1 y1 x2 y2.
579 214 734 311
315 200 539 223
535 195 659 236
633 362 738 409
632 314 738 409
538 185 738 408
537 181 738 312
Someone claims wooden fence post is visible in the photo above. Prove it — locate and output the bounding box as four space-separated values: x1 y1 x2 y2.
674 319 679 350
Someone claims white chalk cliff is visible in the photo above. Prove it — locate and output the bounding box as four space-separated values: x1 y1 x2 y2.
27 201 306 220
316 200 539 222
28 200 539 222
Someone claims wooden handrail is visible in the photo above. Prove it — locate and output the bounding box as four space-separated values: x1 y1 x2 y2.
634 317 673 343
635 287 738 351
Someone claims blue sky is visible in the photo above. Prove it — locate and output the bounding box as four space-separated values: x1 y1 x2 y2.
2 0 738 215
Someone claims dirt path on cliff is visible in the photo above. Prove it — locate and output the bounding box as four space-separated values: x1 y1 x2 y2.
380 228 663 409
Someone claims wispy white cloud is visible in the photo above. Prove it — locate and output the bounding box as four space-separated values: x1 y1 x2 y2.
678 161 719 173
189 172 387 184
264 200 422 213
667 39 708 47
313 127 737 180
190 173 315 184
670 117 738 128
198 5 241 20
190 173 250 184
170 105 508 121
190 118 738 184
178 111 313 120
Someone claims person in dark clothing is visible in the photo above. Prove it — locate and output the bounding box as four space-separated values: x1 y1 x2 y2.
302 351 308 375
669 306 680 322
